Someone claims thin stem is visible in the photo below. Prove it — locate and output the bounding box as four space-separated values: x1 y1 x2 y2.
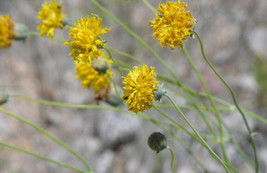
142 0 157 13
9 94 260 171
193 30 258 173
28 31 67 42
0 142 88 173
183 45 229 163
106 45 142 64
8 94 210 171
155 103 230 112
103 47 124 76
0 107 93 173
152 104 201 144
66 21 75 27
164 94 230 173
116 59 132 69
167 146 176 173
28 31 40 37
139 113 208 172
107 74 120 97
164 129 208 173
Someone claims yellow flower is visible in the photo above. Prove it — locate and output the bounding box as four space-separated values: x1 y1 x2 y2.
37 0 65 37
75 50 113 91
64 14 110 63
121 65 159 113
0 15 14 49
149 1 195 49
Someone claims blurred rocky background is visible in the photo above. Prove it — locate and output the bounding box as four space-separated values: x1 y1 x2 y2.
0 0 267 172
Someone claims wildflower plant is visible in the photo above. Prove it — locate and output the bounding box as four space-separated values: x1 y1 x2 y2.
0 0 265 173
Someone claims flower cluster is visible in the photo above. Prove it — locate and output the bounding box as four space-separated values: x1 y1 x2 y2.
149 0 195 49
0 15 14 49
64 14 110 63
121 65 159 113
37 0 65 37
64 14 112 93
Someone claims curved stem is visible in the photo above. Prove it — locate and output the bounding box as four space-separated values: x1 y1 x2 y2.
0 142 88 173
164 130 209 173
164 94 230 173
142 114 208 172
0 107 93 173
193 30 258 173
103 47 124 76
183 45 229 163
167 146 176 173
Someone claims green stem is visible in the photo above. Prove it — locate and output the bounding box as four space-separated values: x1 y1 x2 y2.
172 85 267 125
66 21 75 27
183 45 229 164
142 0 157 13
90 0 182 86
0 142 88 173
0 107 93 173
106 45 142 64
139 113 208 172
9 94 260 171
164 94 230 173
9 94 210 171
193 30 258 173
167 146 176 173
103 47 124 76
28 31 67 42
116 59 132 69
152 104 201 144
107 74 120 97
164 129 208 173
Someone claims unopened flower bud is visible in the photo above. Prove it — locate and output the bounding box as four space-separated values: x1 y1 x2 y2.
0 90 9 105
92 57 109 74
105 86 123 107
14 23 29 41
154 83 166 101
61 16 70 27
148 132 167 153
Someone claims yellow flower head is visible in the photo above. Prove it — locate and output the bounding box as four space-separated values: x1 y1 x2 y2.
122 65 160 113
37 0 65 37
75 50 113 91
0 15 14 49
149 1 195 49
64 14 110 63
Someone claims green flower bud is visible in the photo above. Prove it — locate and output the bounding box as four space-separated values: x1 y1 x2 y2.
105 86 123 107
148 132 167 153
92 57 109 74
154 83 166 101
14 23 29 41
0 90 9 105
61 16 70 27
